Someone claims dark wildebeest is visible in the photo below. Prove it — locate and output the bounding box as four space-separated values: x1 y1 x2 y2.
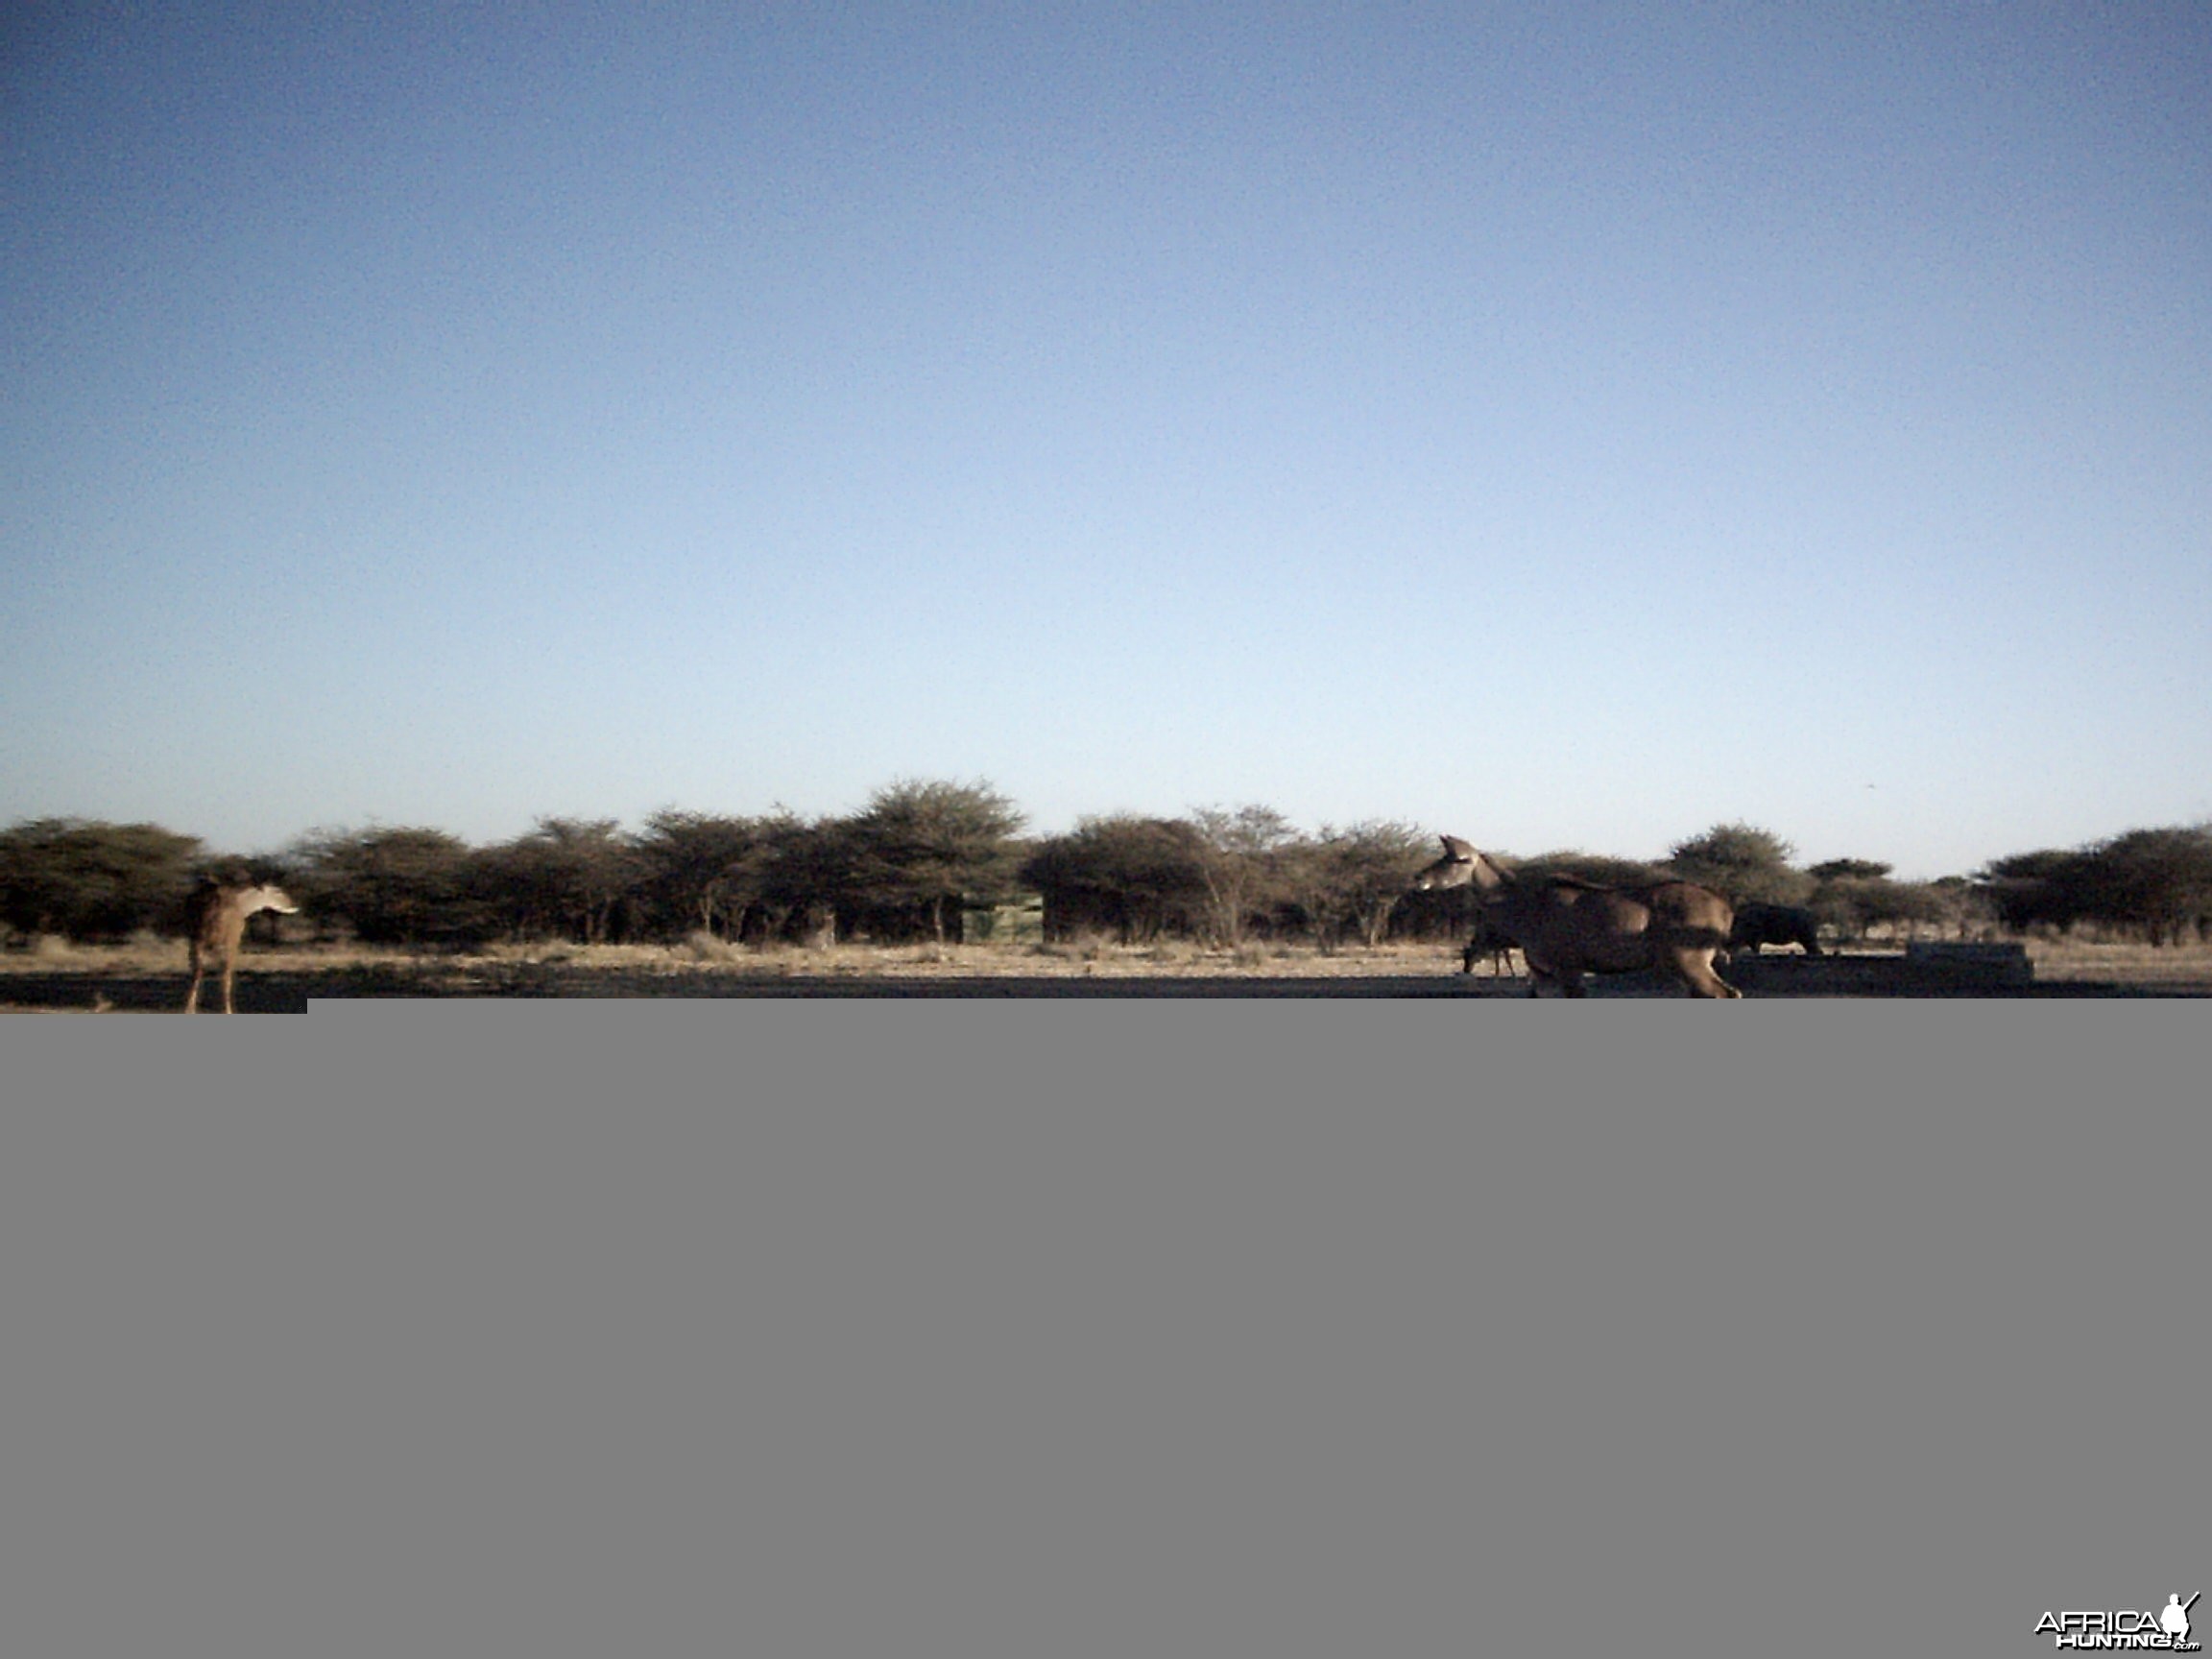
1412 836 1740 998
1727 902 1823 957
1459 918 1518 977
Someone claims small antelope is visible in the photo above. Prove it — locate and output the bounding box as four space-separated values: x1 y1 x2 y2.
184 878 300 1013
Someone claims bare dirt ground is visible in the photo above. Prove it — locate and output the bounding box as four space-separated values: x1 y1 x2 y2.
5 936 2208 1011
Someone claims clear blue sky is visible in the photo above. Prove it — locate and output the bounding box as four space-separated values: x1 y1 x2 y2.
6 4 2207 878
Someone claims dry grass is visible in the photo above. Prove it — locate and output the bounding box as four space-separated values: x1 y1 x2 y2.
12 932 191 971
0 934 1466 988
2023 936 2212 988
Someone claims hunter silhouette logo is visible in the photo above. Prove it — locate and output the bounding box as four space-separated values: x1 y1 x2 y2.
2034 1592 2201 1650
2169 1599 2200 1645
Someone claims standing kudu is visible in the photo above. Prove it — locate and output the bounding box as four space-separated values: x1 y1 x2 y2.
1412 836 1740 998
184 878 300 1013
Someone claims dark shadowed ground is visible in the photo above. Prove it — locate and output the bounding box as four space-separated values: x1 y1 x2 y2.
6 952 2203 1011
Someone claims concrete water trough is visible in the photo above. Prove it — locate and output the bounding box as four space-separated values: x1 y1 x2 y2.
1901 940 2034 987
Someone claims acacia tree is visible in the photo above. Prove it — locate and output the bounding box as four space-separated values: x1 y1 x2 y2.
1280 821 1432 951
1830 878 1949 941
1184 805 1296 948
483 817 642 943
1976 849 2099 935
1970 830 2212 943
2078 827 2212 945
846 780 1026 942
291 826 492 945
1807 858 1893 942
1275 835 1343 952
635 810 774 940
1926 876 1990 940
0 817 204 939
753 811 854 944
1809 858 1891 883
1666 823 1811 906
1020 816 1209 943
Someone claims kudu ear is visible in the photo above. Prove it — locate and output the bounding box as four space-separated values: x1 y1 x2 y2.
1440 834 1476 861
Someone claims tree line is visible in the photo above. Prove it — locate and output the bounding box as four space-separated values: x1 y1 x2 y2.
4 785 2208 950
